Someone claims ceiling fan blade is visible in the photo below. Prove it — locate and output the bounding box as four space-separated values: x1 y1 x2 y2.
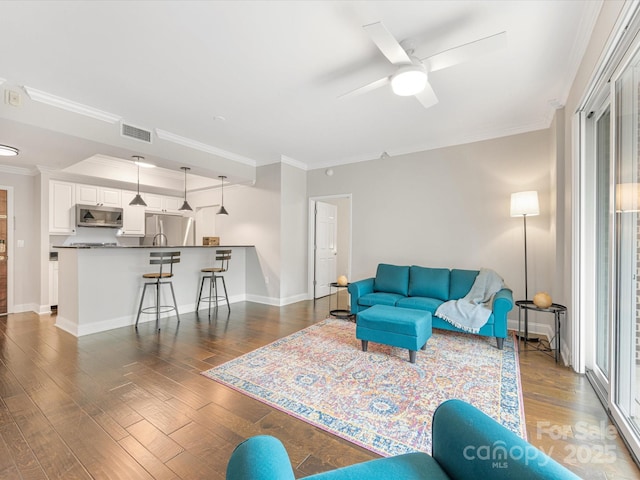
421 31 507 73
363 21 412 65
414 82 439 109
338 76 390 99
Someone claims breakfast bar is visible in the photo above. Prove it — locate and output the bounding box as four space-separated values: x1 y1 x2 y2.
54 245 254 336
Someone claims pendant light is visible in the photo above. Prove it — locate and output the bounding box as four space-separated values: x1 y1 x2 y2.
179 167 192 211
218 175 229 215
129 155 147 206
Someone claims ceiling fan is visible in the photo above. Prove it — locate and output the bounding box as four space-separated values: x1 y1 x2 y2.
340 22 507 109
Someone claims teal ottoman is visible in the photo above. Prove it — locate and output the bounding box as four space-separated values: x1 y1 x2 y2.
356 304 432 363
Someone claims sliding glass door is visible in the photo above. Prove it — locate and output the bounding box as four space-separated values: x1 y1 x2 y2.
584 11 640 461
612 51 640 448
593 103 612 397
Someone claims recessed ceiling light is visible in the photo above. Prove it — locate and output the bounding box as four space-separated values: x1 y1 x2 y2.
213 115 226 122
0 144 19 156
134 159 156 168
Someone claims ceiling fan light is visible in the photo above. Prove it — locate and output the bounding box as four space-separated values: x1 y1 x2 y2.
391 67 427 96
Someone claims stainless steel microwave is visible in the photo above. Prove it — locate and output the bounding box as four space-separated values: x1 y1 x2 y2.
76 204 123 228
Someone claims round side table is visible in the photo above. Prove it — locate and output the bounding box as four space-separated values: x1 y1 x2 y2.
515 300 566 363
329 282 354 320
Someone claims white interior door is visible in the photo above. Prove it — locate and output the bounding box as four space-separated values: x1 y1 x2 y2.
315 201 337 298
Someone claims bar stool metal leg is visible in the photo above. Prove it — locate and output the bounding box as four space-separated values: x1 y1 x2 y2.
196 275 205 311
168 281 180 323
209 273 218 315
216 275 230 312
136 283 150 328
155 281 161 327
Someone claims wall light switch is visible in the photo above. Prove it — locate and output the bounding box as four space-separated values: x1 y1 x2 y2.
17 239 24 247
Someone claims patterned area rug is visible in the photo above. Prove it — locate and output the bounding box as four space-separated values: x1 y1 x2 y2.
201 318 525 457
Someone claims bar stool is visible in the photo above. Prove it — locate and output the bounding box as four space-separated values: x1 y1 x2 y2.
135 251 181 330
196 249 231 314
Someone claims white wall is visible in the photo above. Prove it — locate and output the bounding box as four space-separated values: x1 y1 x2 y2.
308 129 555 327
215 164 282 301
280 163 308 302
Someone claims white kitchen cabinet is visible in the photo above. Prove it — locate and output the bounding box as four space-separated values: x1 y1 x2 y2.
49 180 76 234
76 184 121 207
163 195 182 212
145 193 182 214
120 190 146 236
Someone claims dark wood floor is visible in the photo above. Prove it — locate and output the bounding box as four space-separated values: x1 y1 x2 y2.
0 298 638 479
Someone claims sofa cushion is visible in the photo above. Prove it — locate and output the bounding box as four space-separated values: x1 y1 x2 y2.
374 264 410 296
396 296 445 313
408 266 450 301
449 269 479 300
359 292 404 307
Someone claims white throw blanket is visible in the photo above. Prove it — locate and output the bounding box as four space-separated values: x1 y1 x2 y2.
435 268 504 334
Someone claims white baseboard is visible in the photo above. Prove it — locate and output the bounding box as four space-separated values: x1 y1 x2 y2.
10 303 42 314
507 317 554 342
507 317 568 365
245 294 282 306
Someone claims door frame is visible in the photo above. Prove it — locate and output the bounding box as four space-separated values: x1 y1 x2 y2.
0 185 14 315
307 194 352 300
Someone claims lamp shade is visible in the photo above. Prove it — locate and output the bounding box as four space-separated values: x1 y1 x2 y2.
510 191 539 217
616 183 640 212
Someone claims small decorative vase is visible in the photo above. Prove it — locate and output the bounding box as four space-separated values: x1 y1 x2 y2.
533 292 552 309
337 275 348 286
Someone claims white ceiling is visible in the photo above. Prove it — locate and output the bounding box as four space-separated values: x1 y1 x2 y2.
0 0 601 184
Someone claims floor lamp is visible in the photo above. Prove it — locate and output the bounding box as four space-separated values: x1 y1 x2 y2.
511 191 539 341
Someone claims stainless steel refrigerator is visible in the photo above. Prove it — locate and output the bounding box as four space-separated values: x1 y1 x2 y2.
142 213 195 246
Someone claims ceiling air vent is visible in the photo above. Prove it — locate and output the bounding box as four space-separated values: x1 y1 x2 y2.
121 123 152 143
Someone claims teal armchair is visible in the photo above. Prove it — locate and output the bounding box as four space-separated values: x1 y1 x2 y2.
226 399 579 480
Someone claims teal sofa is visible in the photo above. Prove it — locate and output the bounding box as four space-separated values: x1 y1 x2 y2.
226 399 580 479
348 264 513 349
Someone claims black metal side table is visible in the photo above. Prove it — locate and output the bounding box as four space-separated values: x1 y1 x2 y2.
515 300 566 363
329 282 354 320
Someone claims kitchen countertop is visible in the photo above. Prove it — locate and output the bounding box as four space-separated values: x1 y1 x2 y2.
54 245 253 336
53 244 254 249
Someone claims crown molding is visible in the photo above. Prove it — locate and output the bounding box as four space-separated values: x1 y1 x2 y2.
310 119 552 171
280 155 307 170
155 128 256 167
23 86 122 124
0 164 36 176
